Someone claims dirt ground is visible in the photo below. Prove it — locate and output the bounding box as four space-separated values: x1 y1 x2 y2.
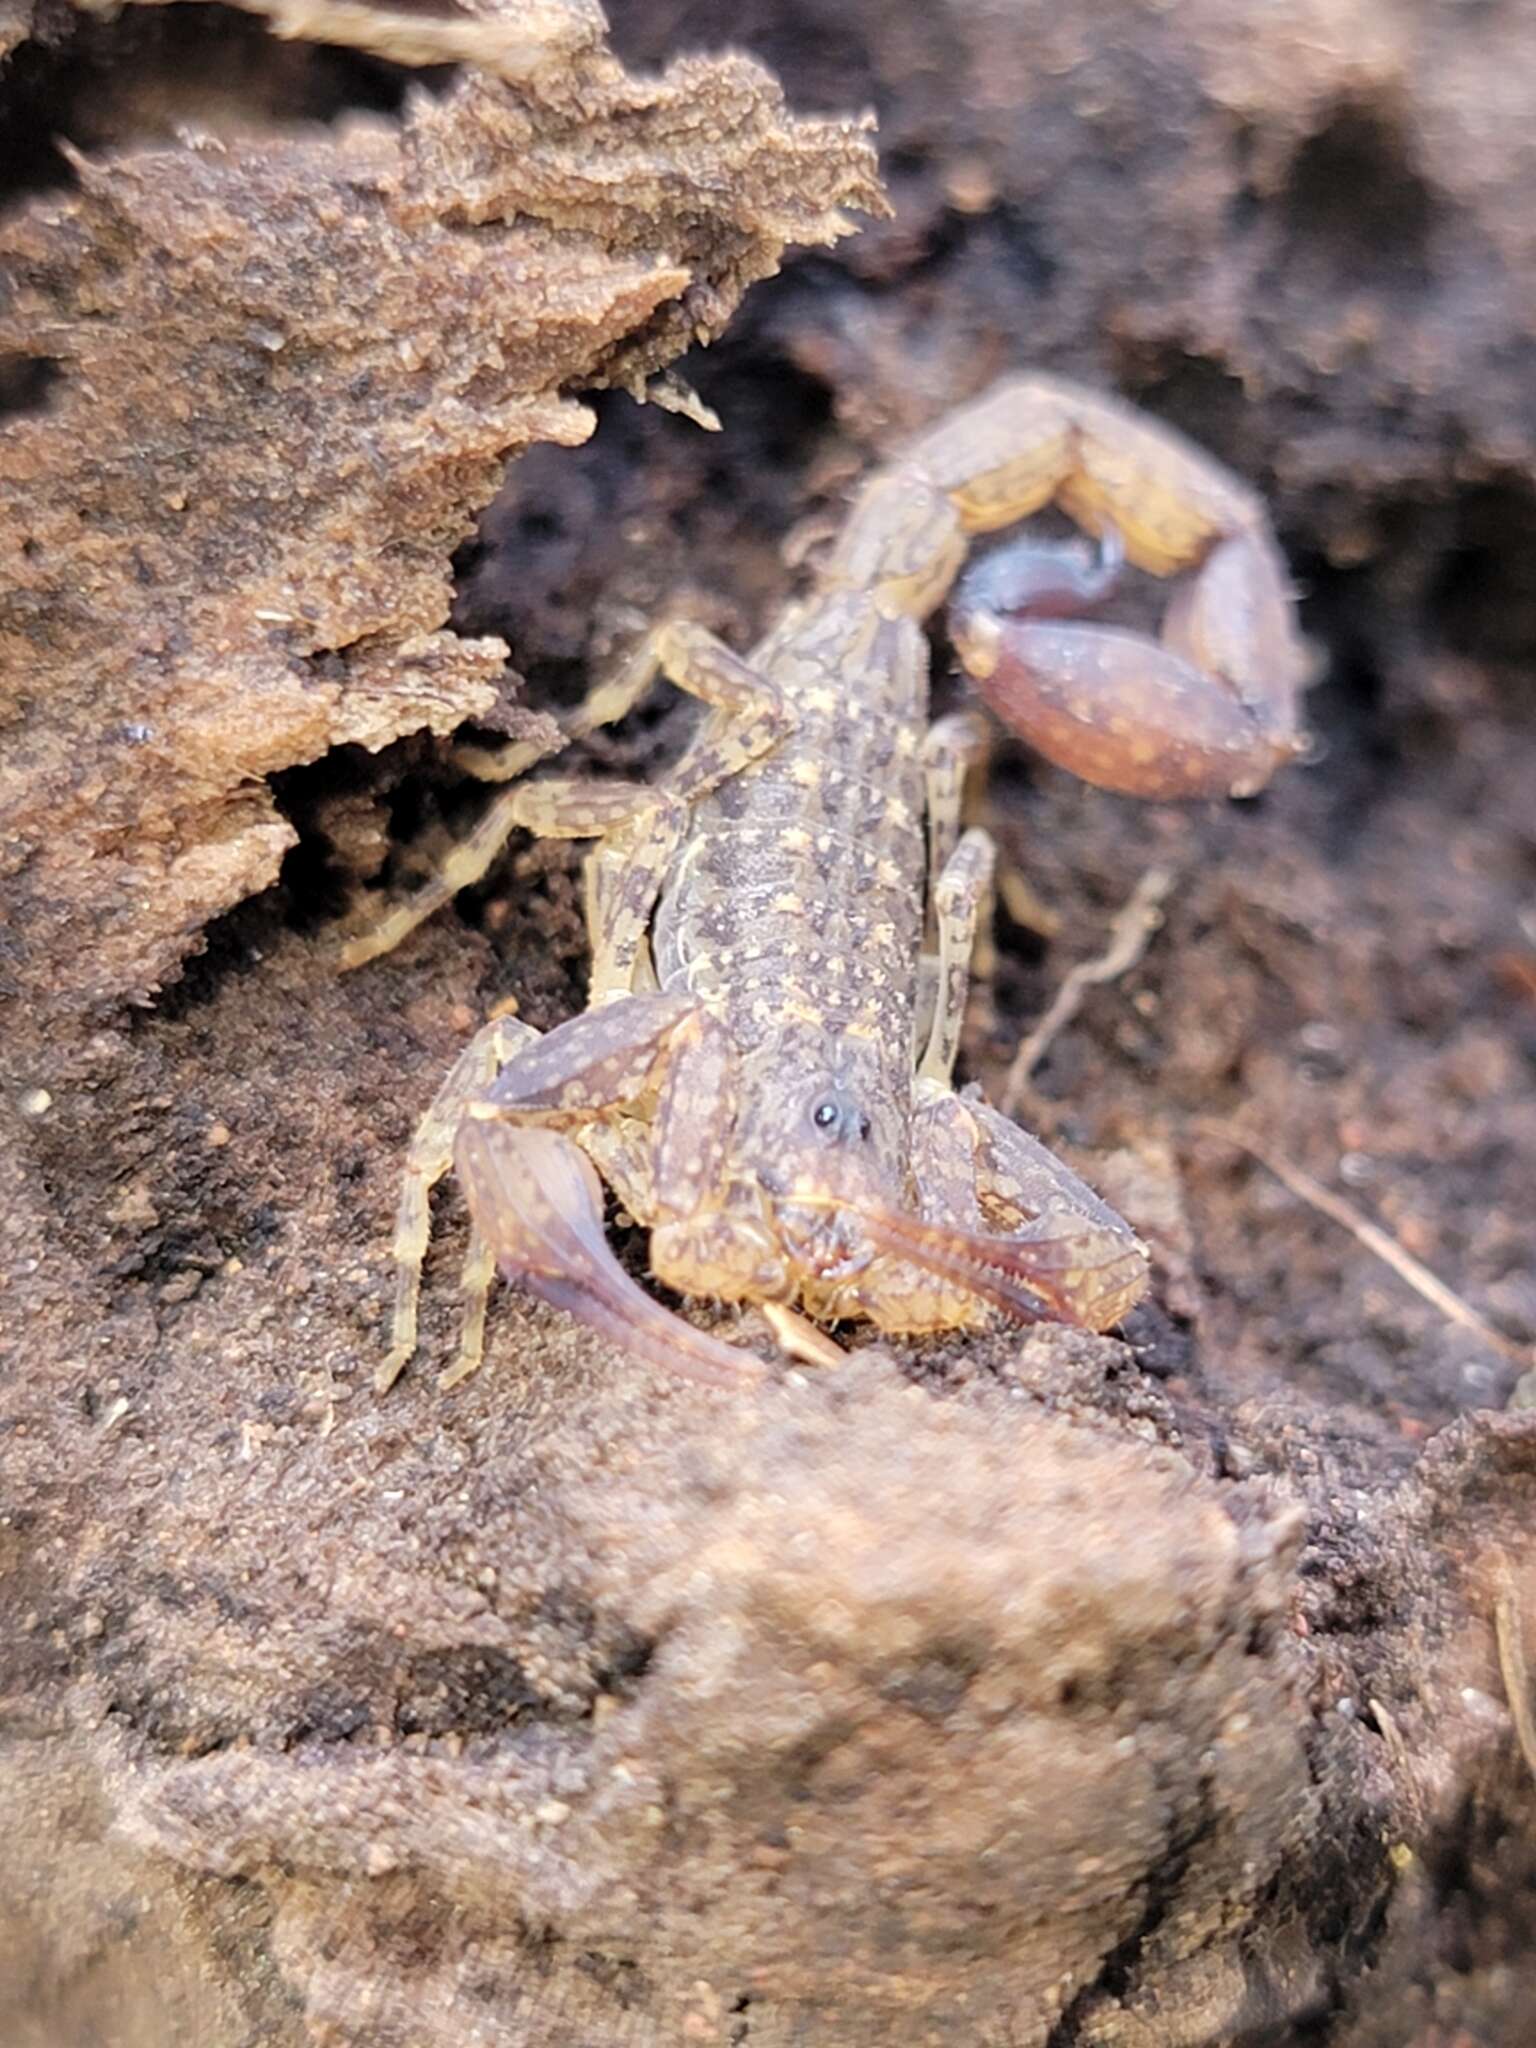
3 3 1536 2045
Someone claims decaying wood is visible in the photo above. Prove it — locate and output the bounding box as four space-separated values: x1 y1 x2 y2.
0 0 883 1024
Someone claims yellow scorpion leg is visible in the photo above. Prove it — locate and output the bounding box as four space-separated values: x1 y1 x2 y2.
377 1011 539 1394
341 622 794 970
919 826 995 1088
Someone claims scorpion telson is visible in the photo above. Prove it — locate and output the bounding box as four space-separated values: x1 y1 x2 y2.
364 374 1308 1390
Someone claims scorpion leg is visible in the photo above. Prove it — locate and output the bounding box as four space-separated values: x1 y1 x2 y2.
341 624 682 971
921 709 991 904
461 622 791 1003
450 629 675 785
919 826 996 1087
458 996 768 1387
583 799 688 1003
341 622 792 971
581 624 796 1001
377 1011 540 1393
914 710 989 1064
903 374 1308 798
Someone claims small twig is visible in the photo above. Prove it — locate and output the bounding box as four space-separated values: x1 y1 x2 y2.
644 372 722 433
759 1299 847 1369
1000 865 1175 1117
1493 1565 1536 1789
1201 1124 1533 1370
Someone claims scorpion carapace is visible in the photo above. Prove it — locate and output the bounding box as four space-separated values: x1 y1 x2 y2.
364 375 1308 1390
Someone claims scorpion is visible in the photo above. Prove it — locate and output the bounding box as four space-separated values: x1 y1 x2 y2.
363 375 1308 1390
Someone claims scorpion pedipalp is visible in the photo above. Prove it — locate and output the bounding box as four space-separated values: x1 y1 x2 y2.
794 1190 1143 1335
845 1201 1073 1325
455 1117 766 1389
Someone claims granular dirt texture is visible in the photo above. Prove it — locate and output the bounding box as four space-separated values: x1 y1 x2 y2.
3 3 1536 2046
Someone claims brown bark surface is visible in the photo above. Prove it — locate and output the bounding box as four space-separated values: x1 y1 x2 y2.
3 3 1535 2045
0 0 882 1020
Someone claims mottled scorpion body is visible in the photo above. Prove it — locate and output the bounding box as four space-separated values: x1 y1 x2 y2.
359 377 1306 1387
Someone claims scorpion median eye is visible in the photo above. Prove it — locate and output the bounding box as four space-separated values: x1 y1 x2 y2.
809 1093 874 1143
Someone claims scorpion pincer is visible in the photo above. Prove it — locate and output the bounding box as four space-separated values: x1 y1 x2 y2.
368 375 1308 1390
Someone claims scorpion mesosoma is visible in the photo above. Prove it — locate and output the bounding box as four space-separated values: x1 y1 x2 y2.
370 376 1308 1390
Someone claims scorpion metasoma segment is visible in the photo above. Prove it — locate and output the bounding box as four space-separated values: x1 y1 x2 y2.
366 375 1309 1389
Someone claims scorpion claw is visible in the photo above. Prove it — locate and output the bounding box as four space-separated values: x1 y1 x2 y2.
454 1118 767 1390
842 1203 1075 1327
835 1195 1147 1335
